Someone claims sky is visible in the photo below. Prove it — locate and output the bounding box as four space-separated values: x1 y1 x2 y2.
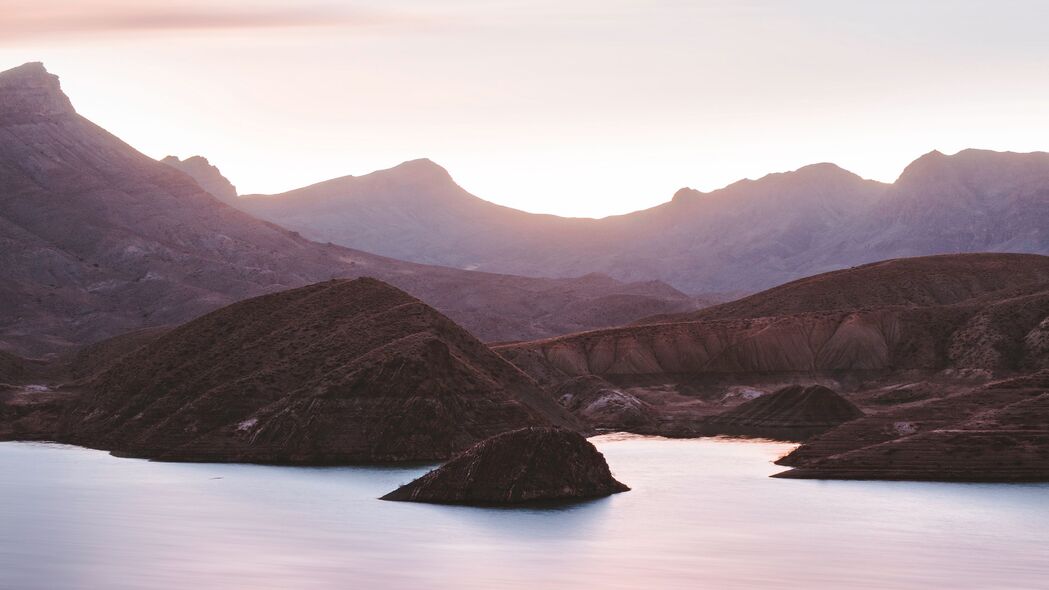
2 0 1048 218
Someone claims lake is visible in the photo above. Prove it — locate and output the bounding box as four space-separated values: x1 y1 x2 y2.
1 435 1047 589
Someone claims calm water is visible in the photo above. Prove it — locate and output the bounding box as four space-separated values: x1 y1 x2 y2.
1 436 1047 590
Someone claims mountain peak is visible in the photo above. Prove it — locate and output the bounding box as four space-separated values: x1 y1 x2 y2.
794 162 851 177
0 62 76 124
384 158 454 182
672 187 702 203
161 155 239 203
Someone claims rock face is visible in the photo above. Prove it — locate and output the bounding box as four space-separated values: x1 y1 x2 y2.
58 278 581 463
554 376 659 431
707 385 863 439
774 373 1049 481
160 155 238 204
0 62 696 355
0 62 74 124
381 427 628 504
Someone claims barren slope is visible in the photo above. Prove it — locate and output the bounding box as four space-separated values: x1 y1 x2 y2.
56 278 580 463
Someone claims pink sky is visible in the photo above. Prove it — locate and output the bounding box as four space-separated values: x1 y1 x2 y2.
2 0 1048 217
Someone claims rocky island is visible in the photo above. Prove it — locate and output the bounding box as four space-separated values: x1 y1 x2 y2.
382 427 629 505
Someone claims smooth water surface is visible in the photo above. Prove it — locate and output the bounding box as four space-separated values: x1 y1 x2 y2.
1 436 1047 589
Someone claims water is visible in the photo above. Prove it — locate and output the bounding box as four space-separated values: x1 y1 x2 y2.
1 435 1047 590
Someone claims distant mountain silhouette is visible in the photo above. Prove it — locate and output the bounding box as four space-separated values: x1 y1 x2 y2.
160 155 238 204
193 146 1049 293
0 62 695 355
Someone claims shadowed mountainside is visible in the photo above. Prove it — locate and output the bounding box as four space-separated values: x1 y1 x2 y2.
0 62 696 355
54 278 581 463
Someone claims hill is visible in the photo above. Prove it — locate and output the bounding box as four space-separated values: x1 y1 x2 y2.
57 278 580 463
775 373 1049 481
381 427 628 504
649 253 1049 323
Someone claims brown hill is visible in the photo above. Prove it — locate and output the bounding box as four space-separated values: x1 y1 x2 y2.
0 62 695 355
381 427 628 504
706 384 863 439
649 253 1049 324
775 373 1049 481
498 255 1049 382
57 278 580 464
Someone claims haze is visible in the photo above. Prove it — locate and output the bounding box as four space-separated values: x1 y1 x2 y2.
2 0 1047 217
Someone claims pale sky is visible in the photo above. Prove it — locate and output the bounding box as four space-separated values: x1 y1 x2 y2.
2 0 1048 217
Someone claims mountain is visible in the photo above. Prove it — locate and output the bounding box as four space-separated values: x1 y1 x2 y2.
220 159 881 292
856 149 1049 258
208 146 1049 293
235 159 579 270
55 278 580 463
0 62 696 355
160 155 238 204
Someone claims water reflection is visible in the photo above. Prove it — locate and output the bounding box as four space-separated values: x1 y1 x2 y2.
1 436 1047 589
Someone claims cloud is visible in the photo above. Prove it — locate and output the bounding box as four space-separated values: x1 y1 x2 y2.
0 1 421 41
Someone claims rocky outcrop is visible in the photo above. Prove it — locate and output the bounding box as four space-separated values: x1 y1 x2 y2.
554 376 658 431
0 62 75 124
1024 317 1049 370
57 278 581 464
706 384 863 439
381 427 628 504
161 155 239 204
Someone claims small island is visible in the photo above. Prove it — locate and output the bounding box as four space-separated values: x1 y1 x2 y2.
382 427 629 505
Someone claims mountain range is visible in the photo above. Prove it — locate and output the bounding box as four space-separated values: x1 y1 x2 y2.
0 62 696 355
176 145 1049 293
3 60 1048 483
